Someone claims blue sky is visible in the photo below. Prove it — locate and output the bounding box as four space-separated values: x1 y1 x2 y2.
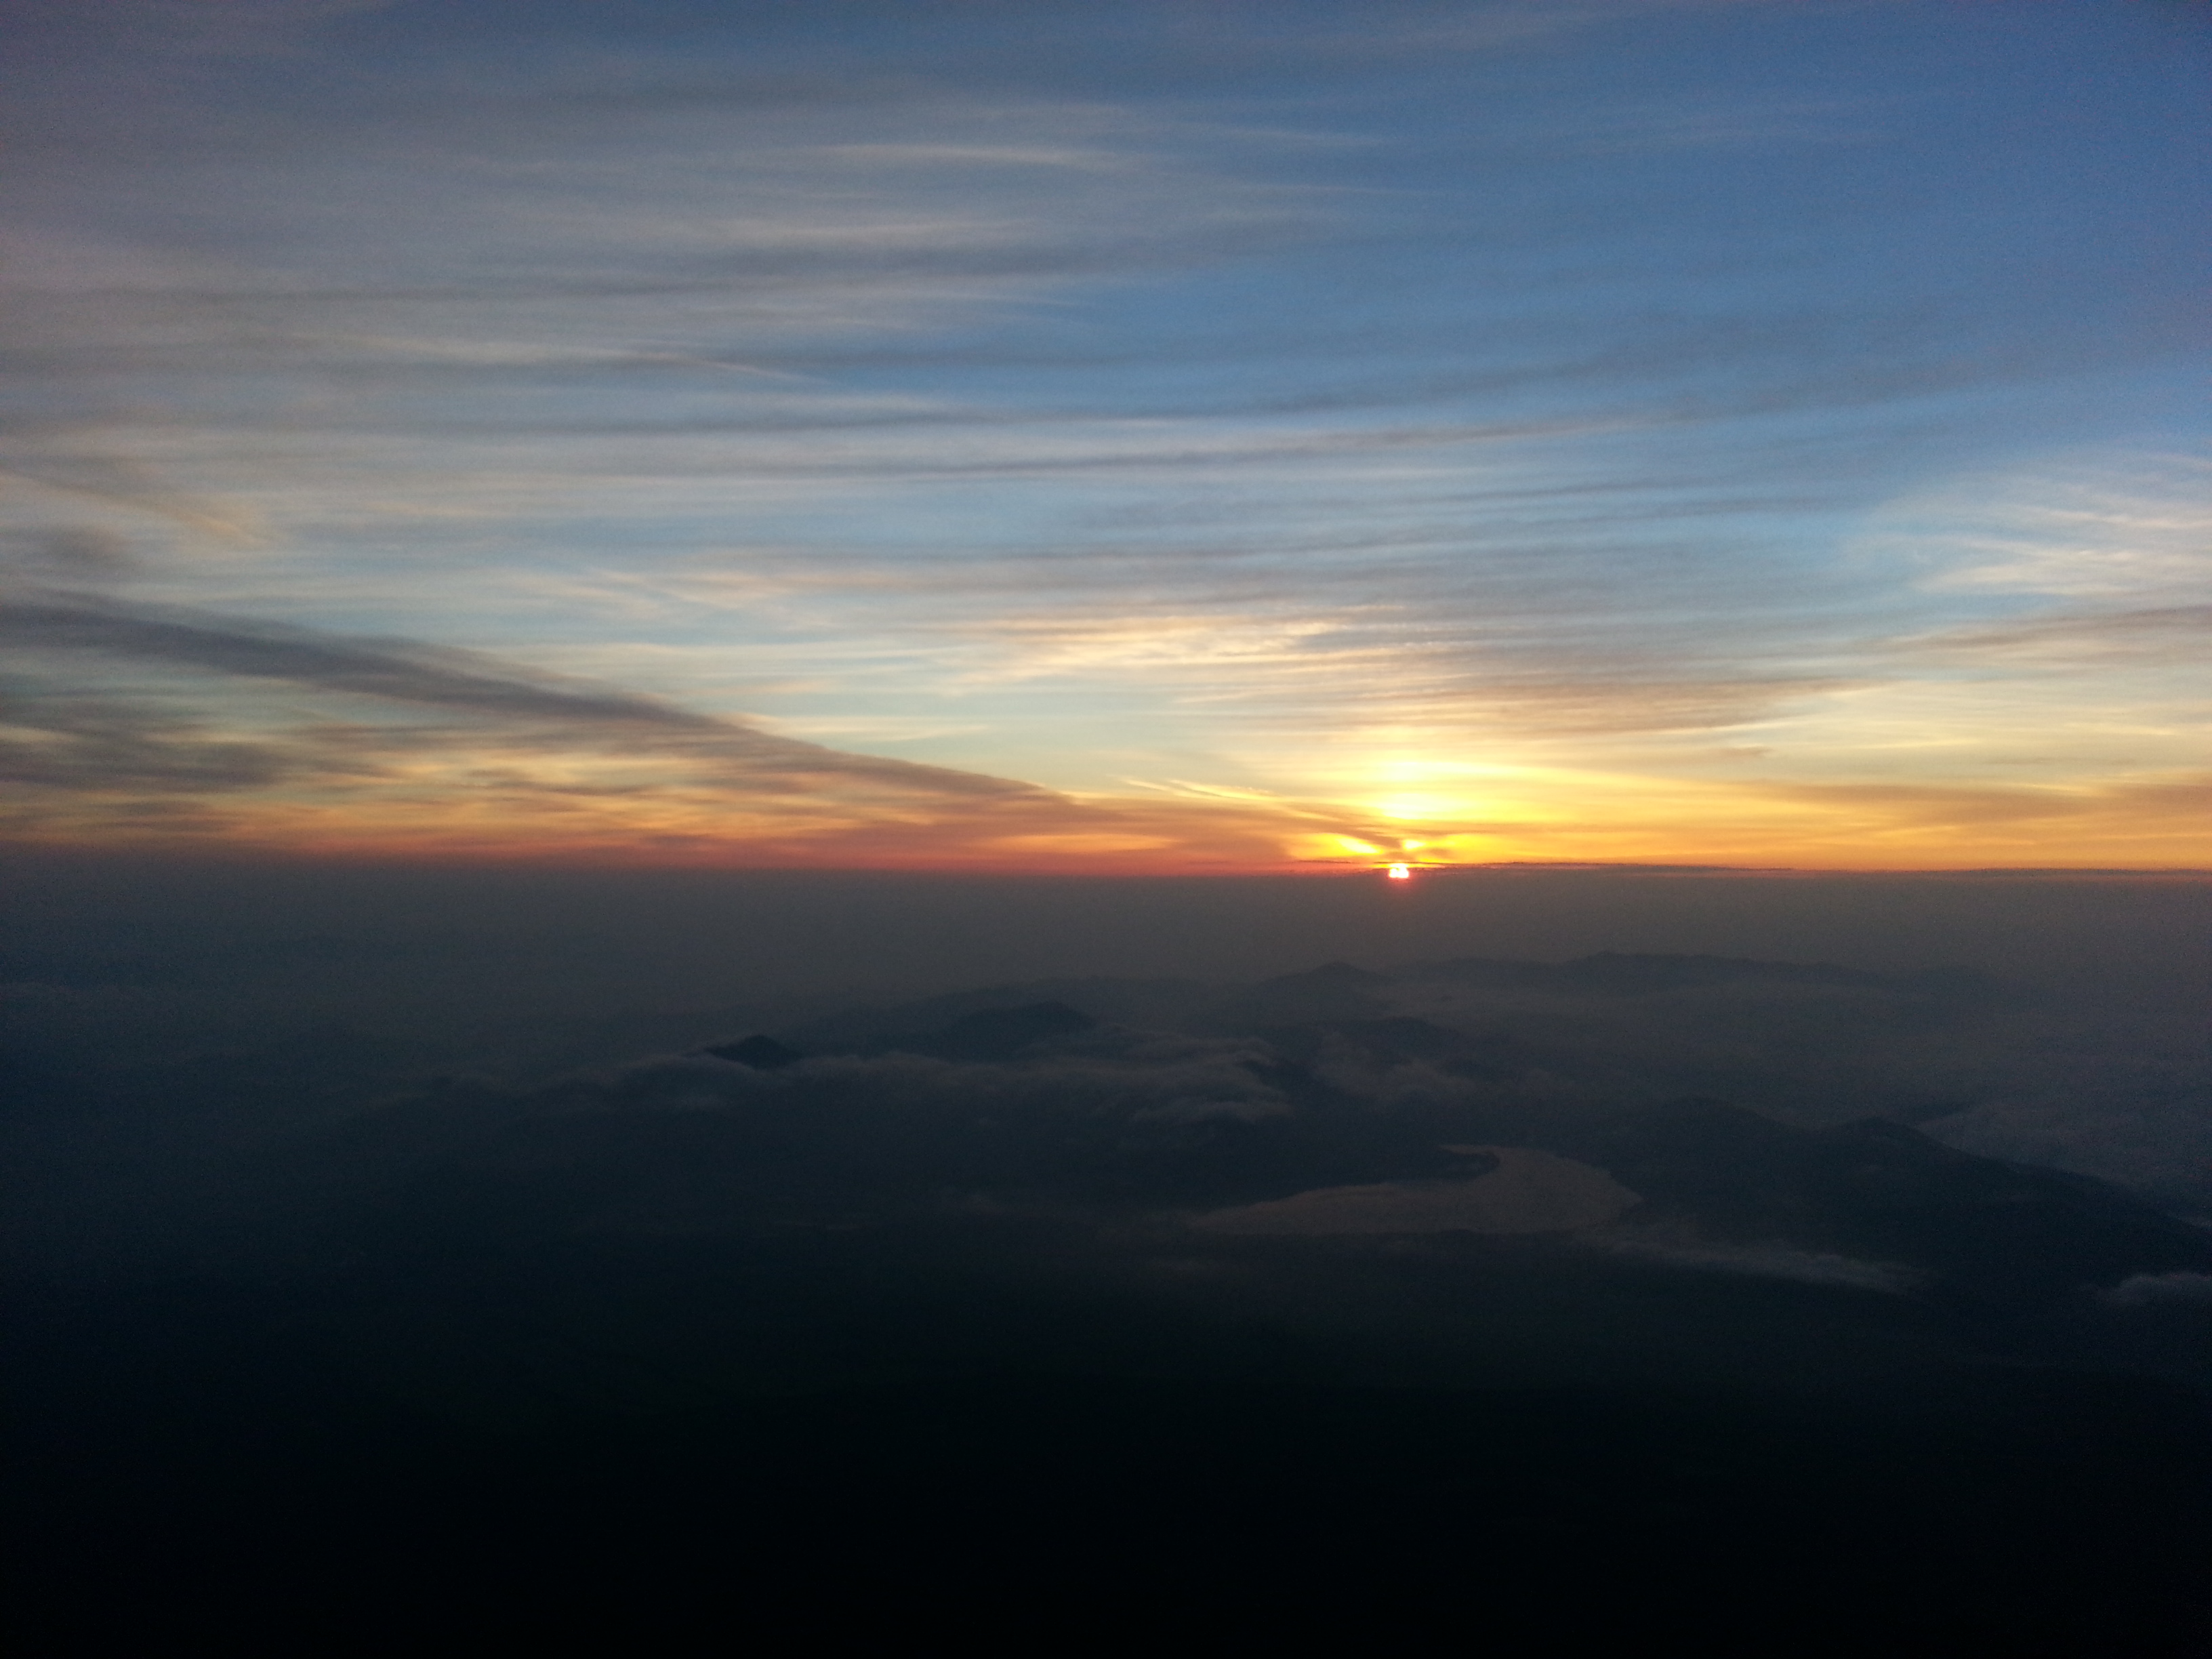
3 0 2207 867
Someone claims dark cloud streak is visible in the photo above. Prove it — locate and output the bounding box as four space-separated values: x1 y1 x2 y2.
1 591 1048 802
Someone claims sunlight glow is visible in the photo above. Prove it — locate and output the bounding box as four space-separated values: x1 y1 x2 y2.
1374 797 1446 822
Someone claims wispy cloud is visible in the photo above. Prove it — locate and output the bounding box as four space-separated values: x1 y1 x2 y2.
1898 605 2212 672
0 3 2203 869
0 588 1361 863
2 0 402 60
1902 453 2212 602
1 591 1046 803
1597 1233 1918 1293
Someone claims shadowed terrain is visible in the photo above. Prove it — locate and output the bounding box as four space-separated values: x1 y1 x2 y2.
11 946 2212 1647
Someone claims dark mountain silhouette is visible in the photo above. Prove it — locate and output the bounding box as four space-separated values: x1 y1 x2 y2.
1198 959 1391 1027
1406 950 1998 1000
16 951 2212 1651
701 1033 804 1069
1477 1099 2212 1308
874 999 1097 1062
1254 1014 1528 1080
779 977 1202 1051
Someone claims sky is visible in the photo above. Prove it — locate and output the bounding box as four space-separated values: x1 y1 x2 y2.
3 0 2209 872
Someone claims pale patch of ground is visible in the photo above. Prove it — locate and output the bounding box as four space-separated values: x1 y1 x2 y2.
1191 1147 1640 1236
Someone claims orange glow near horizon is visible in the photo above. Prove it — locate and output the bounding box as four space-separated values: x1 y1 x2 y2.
3 672 2205 878
12 754 2211 875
